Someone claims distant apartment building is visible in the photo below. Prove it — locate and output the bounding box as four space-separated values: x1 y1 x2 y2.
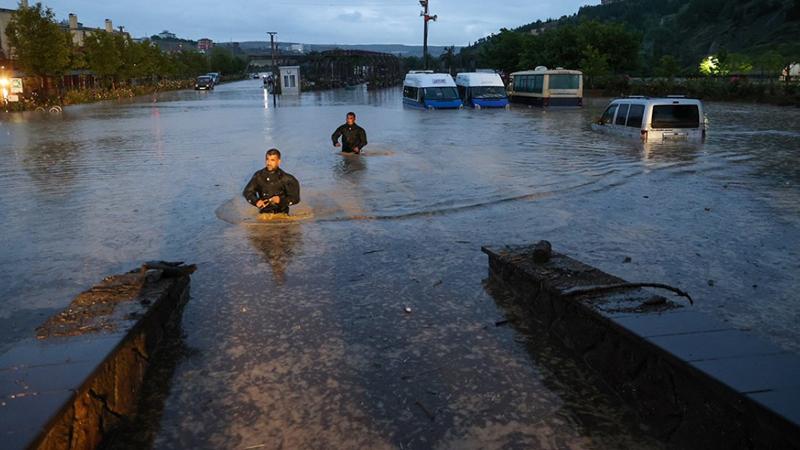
63 14 129 47
197 38 213 51
0 2 128 63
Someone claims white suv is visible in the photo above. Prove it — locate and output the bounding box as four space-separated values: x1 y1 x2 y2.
592 96 707 142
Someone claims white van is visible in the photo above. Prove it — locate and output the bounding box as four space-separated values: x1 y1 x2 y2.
402 71 463 109
592 96 707 142
455 72 509 108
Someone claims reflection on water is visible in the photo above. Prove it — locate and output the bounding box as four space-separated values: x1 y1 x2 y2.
247 224 303 285
2 80 800 447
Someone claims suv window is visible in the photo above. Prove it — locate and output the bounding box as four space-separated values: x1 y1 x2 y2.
600 105 617 125
615 104 630 126
652 105 700 129
626 104 645 128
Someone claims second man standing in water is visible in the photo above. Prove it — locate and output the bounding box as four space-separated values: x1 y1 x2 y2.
332 112 367 154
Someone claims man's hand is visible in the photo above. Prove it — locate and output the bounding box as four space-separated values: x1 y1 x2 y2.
334 142 341 147
255 199 267 208
269 196 281 205
353 147 360 154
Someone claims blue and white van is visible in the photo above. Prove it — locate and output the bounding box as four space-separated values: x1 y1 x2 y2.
402 71 463 109
455 72 509 108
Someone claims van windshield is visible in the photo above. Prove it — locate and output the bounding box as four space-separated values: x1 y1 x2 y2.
548 74 581 90
471 86 507 99
651 105 700 129
423 87 459 101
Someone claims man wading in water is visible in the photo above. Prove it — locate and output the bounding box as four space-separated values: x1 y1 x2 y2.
332 112 368 154
243 148 301 214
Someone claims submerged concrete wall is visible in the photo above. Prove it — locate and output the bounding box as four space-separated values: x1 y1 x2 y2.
0 262 195 450
483 244 800 449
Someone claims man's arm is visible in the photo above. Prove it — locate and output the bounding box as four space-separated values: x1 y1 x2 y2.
331 125 343 146
283 175 301 206
242 173 260 205
359 127 368 149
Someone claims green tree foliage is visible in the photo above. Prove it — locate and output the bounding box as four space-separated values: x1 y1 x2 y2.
474 21 640 76
655 55 682 79
439 46 457 75
208 47 247 75
479 29 526 74
4 1 72 87
580 45 610 88
83 31 123 86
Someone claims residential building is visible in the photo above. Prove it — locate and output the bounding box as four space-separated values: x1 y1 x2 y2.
197 38 213 51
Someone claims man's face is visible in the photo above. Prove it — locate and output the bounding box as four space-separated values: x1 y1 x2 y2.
266 154 281 171
346 114 355 126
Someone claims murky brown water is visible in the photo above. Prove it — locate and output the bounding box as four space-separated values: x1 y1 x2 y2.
2 81 799 448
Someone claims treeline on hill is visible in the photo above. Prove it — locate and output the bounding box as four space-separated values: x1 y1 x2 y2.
5 3 247 94
463 0 799 77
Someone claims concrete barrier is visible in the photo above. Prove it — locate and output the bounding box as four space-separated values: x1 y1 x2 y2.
0 262 195 450
483 243 800 449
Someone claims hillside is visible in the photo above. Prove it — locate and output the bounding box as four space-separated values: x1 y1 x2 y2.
512 0 800 68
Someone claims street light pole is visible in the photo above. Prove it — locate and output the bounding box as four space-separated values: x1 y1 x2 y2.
420 0 437 70
267 31 277 107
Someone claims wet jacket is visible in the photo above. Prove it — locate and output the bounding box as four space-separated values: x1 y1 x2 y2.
243 167 300 213
332 123 368 152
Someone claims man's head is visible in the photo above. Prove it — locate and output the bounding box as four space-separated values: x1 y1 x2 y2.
265 148 281 172
346 112 356 126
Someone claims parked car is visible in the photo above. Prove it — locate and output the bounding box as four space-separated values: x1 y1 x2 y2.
206 72 221 85
592 96 707 142
195 76 214 90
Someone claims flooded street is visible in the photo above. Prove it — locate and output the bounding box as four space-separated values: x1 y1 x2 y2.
2 80 799 448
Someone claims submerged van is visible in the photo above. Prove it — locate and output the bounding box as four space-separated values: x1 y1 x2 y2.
592 96 707 142
402 71 463 109
455 72 509 108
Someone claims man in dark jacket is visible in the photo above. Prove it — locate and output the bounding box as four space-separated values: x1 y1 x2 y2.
243 148 301 214
331 112 367 154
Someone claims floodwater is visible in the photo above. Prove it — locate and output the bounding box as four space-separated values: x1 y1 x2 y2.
1 80 799 448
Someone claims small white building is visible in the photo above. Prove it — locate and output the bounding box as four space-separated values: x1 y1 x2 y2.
279 66 300 95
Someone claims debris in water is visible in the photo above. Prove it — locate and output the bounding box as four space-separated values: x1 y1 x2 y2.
532 240 552 263
495 319 510 327
363 249 384 255
708 279 715 287
404 306 412 314
433 280 443 287
623 256 632 263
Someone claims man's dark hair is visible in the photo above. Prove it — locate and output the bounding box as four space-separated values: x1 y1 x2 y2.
347 112 356 118
266 148 281 159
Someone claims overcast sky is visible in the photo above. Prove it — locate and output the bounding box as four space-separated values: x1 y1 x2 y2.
2 0 597 45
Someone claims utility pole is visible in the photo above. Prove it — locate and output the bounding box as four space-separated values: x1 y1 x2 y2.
420 0 437 70
267 31 278 107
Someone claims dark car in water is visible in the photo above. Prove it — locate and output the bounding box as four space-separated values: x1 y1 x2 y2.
195 76 214 90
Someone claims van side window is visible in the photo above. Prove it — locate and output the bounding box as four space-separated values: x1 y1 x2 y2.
626 104 645 128
600 105 617 125
615 104 630 126
403 86 418 100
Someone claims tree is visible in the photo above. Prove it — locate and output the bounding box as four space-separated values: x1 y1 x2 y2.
580 45 610 88
479 29 527 74
439 46 457 75
655 55 681 79
4 1 72 88
83 31 123 87
753 50 785 79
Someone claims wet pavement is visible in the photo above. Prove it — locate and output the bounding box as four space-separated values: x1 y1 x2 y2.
1 80 800 448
